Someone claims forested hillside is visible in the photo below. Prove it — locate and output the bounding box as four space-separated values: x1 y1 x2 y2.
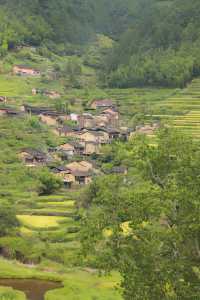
105 0 200 88
1 0 200 88
0 0 134 55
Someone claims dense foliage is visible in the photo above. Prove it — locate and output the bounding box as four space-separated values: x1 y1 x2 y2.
105 0 200 88
0 0 133 55
0 205 19 237
0 0 200 87
81 130 200 299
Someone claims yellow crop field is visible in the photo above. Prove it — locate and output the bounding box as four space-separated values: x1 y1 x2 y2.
46 201 75 207
17 215 66 228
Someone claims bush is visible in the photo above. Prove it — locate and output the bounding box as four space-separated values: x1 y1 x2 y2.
38 170 62 195
0 205 19 237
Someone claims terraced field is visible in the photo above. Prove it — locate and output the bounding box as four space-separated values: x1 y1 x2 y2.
154 78 200 138
17 193 80 265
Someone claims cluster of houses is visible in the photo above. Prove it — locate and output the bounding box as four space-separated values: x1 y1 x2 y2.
19 147 96 187
0 88 159 188
16 99 134 187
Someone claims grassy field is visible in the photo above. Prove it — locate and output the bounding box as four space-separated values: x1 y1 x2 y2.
0 286 26 300
0 258 122 300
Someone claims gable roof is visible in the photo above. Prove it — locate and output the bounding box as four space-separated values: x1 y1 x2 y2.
71 169 93 177
51 166 70 173
58 143 75 151
15 65 40 71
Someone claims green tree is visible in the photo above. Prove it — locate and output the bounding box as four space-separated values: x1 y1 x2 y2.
38 170 62 195
0 205 19 237
81 130 200 299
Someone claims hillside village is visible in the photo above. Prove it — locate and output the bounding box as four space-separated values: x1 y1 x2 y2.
0 64 160 190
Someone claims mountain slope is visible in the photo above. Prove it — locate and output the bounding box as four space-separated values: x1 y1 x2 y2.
105 0 200 88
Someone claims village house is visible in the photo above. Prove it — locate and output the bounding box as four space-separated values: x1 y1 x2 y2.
70 113 79 122
57 126 81 138
0 96 7 103
66 160 93 172
51 166 75 188
100 107 119 127
69 141 85 155
101 127 121 140
81 141 100 155
66 160 94 185
93 115 109 128
71 169 92 185
51 160 95 187
40 111 69 127
134 123 160 136
102 107 119 119
91 99 115 110
0 107 22 117
13 65 41 76
57 141 84 158
19 148 51 167
79 130 110 144
77 114 94 129
32 89 61 99
120 127 133 141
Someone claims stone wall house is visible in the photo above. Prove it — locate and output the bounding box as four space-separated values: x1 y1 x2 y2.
57 141 84 157
13 65 41 76
94 115 109 128
70 113 79 122
91 99 114 110
78 160 94 171
0 96 7 103
69 141 85 155
101 108 119 127
66 160 93 172
52 166 75 188
57 143 75 157
135 123 159 135
57 126 81 138
80 130 109 144
19 148 50 167
71 170 92 185
66 160 93 185
82 141 100 155
77 114 94 129
102 127 121 140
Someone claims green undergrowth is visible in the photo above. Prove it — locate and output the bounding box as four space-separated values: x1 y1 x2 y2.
0 286 26 300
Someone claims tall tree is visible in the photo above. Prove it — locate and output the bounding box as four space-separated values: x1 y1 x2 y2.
81 130 200 299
